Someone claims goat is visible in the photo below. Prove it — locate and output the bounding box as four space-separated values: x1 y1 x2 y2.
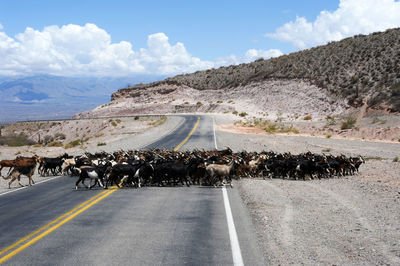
3 163 37 189
206 160 236 187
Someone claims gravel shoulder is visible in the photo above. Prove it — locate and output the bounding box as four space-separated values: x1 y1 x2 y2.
215 114 400 265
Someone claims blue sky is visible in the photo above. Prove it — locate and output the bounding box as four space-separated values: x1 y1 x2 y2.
0 0 399 76
0 0 339 59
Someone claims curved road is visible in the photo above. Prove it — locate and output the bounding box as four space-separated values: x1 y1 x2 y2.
0 115 263 265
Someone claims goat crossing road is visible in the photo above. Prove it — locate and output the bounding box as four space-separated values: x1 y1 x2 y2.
0 115 264 265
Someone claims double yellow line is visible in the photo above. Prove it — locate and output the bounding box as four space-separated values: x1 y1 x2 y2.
0 115 200 264
0 186 119 264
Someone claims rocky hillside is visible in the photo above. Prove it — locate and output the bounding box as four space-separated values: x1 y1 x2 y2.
113 28 400 113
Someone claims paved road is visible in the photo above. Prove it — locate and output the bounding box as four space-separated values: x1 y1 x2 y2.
0 115 263 265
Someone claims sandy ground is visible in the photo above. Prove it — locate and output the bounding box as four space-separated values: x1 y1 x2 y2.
214 114 400 265
0 116 184 192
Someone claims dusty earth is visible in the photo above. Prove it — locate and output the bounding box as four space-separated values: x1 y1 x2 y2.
214 114 400 265
76 79 400 143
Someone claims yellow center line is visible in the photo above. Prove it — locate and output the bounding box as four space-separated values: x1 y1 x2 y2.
173 116 200 151
0 186 118 263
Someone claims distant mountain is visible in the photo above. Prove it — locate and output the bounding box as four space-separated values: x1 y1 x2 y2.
0 75 164 123
113 28 400 113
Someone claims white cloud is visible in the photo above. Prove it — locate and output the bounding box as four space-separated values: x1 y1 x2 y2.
215 49 283 67
267 0 400 49
0 23 283 76
0 23 213 76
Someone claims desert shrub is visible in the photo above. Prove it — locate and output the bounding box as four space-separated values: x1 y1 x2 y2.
196 101 203 106
325 133 332 138
97 142 106 146
184 101 189 104
48 141 63 147
364 156 384 161
111 121 117 127
54 133 66 140
227 100 234 103
217 100 223 104
232 111 238 115
148 116 167 127
393 156 399 162
239 112 248 117
303 115 312 120
43 135 54 145
116 119 122 123
134 116 139 120
95 133 104 138
64 139 81 149
322 148 331 152
341 117 357 130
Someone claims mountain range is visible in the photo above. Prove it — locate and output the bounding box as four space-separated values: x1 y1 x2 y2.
0 75 164 123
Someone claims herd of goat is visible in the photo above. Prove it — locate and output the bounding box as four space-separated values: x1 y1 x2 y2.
0 148 365 189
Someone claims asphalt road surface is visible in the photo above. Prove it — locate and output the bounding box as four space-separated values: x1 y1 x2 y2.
0 115 264 265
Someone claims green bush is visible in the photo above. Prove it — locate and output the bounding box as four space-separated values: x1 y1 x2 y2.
64 139 81 149
97 142 106 146
393 156 399 162
48 141 63 147
232 111 238 115
54 133 66 140
134 116 139 120
303 115 312 120
341 117 357 130
239 112 248 117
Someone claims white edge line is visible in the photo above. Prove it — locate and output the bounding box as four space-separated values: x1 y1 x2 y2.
214 114 243 265
0 175 62 197
212 116 218 150
222 186 244 266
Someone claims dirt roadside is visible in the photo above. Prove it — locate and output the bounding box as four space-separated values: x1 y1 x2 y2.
215 115 400 265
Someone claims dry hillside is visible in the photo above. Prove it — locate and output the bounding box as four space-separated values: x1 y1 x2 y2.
112 28 400 113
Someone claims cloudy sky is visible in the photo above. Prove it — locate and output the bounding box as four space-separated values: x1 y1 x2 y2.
1 0 399 77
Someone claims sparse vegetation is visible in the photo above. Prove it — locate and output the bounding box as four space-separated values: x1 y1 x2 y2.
364 156 385 161
47 141 63 147
232 111 238 115
114 28 400 113
116 119 122 124
64 139 81 149
393 156 399 162
196 101 203 106
148 116 167 127
238 118 299 134
239 112 248 117
322 148 331 152
134 116 139 120
303 115 312 121
184 101 189 104
54 133 66 140
111 121 118 127
97 142 107 146
216 100 223 104
325 133 332 138
0 133 36 147
341 117 357 130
